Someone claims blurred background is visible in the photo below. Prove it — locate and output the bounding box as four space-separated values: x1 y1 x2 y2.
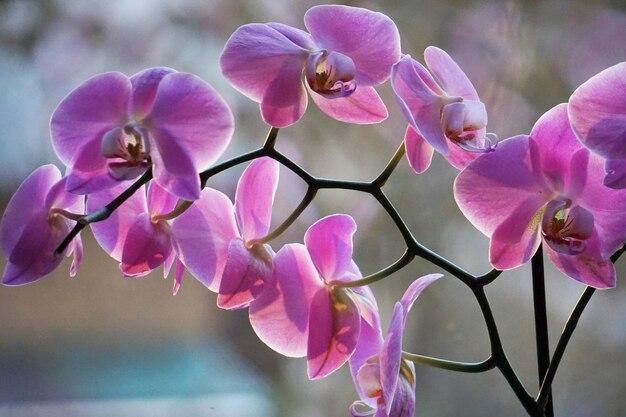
1 0 625 416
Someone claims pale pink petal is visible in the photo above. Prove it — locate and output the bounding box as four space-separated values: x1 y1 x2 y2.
304 5 401 86
307 287 361 379
235 157 280 242
129 67 177 119
172 257 185 296
170 188 238 291
304 214 357 282
444 135 483 170
388 374 416 417
568 62 626 160
308 85 388 124
147 181 178 218
69 234 83 277
50 72 130 167
217 238 272 309
405 126 434 174
349 317 383 406
424 46 479 100
88 183 147 261
249 244 324 357
266 23 315 49
120 213 172 276
380 303 403 408
399 273 443 327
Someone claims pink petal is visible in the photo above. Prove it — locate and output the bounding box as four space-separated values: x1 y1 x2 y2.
391 56 450 155
220 23 310 127
88 183 148 261
304 214 357 282
388 373 416 417
568 62 626 160
266 23 315 49
1 165 60 256
45 177 85 214
307 287 361 379
149 141 200 201
404 126 434 174
249 244 324 357
308 85 388 124
544 233 615 289
380 303 403 408
489 224 543 271
217 238 272 310
129 67 177 119
604 159 626 189
304 5 401 86
399 273 443 327
349 317 383 406
147 181 178 218
50 72 130 167
172 257 185 296
170 187 238 291
235 157 280 242
120 213 172 276
69 234 83 277
424 46 480 100
65 165 120 195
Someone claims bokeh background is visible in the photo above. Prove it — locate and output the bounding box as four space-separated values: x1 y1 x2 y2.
1 0 626 416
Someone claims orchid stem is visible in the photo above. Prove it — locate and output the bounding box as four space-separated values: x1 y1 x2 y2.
338 249 414 288
263 127 280 149
531 245 553 417
372 141 405 187
402 352 495 373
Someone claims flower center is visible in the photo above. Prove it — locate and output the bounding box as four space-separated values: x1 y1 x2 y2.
440 100 496 153
541 200 594 255
305 50 357 98
101 123 151 180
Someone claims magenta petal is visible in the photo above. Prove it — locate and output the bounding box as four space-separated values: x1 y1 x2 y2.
568 62 626 160
304 214 357 282
349 317 383 405
88 183 147 260
120 213 172 276
249 244 324 357
388 374 416 417
307 287 361 379
147 181 178 218
380 303 403 408
69 234 83 277
129 67 177 119
235 157 280 242
266 23 315 49
65 165 121 195
399 273 442 327
170 188 238 291
51 72 130 167
603 159 626 189
217 238 272 310
405 126 434 174
147 71 234 184
308 85 388 124
304 5 400 86
545 234 615 289
172 257 185 295
423 46 479 100
260 63 308 128
149 138 201 201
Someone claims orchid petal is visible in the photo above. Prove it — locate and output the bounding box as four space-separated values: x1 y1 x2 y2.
350 318 383 406
69 234 83 278
308 85 388 124
307 287 361 379
170 187 238 291
404 126 434 174
235 157 280 242
424 46 479 100
266 23 315 49
304 214 357 282
604 159 626 189
129 67 177 119
304 5 401 86
147 181 178 218
249 244 324 357
88 183 148 261
149 138 201 201
217 238 272 310
568 62 626 160
120 213 172 276
387 374 416 417
172 257 185 295
399 274 442 327
380 303 403 408
50 72 130 167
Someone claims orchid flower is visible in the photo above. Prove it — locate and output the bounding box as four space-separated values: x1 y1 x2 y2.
168 157 278 307
1 165 84 285
568 62 626 188
220 5 400 127
349 274 441 417
249 214 377 379
391 47 495 173
455 103 626 288
51 67 234 201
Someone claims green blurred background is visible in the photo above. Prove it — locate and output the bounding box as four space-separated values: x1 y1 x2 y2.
1 0 625 416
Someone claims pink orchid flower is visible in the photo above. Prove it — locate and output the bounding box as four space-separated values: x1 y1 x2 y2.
51 67 234 201
455 103 626 288
220 5 400 127
391 47 495 173
249 214 377 379
568 62 626 188
171 157 279 308
1 165 84 285
349 274 441 417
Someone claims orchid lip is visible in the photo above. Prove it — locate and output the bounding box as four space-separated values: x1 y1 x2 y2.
101 123 152 181
541 200 594 256
306 50 357 98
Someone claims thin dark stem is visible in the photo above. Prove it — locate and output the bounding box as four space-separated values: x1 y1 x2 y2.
372 141 405 188
531 245 553 417
402 352 495 373
337 249 414 288
200 148 266 188
263 127 280 149
536 286 594 409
